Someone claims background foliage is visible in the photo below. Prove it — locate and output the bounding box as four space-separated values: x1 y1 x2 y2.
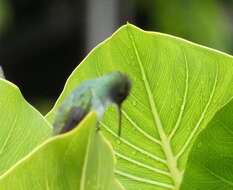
0 0 233 113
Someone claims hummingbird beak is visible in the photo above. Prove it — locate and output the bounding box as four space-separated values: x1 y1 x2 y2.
117 104 122 137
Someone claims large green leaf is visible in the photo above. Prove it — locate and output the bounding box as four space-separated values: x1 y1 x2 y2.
0 79 51 175
46 24 233 190
0 112 124 190
180 99 233 190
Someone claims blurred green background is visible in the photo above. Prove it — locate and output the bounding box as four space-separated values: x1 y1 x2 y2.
0 0 232 114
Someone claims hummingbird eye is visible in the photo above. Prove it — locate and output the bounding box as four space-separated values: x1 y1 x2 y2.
116 91 127 104
118 92 125 98
109 74 131 105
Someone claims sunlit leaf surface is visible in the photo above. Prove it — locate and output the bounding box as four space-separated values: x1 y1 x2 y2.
0 79 51 175
0 113 124 190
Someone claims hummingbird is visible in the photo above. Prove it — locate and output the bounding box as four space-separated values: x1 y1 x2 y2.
53 72 131 136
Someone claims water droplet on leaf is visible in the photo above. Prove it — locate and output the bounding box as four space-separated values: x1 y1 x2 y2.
116 140 121 145
132 101 137 106
197 142 202 148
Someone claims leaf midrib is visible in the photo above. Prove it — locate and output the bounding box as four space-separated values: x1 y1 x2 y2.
126 25 182 189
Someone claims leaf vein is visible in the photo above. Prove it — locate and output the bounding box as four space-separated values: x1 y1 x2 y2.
0 109 19 155
101 122 167 164
205 166 233 187
115 151 171 177
169 50 189 140
176 63 219 159
115 170 174 189
122 110 161 145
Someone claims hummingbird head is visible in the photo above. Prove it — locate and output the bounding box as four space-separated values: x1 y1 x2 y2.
92 72 131 136
108 72 131 106
107 72 131 137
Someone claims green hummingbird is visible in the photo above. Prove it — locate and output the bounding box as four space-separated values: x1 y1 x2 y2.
53 72 131 136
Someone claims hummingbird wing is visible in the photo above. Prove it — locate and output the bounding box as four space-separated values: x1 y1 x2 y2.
59 106 87 134
53 87 92 136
